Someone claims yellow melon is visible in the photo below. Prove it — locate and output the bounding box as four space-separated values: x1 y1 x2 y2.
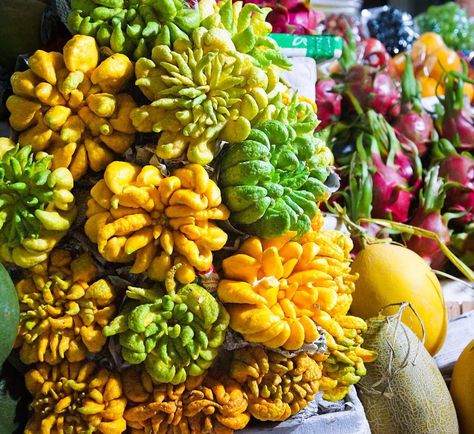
350 243 447 356
450 340 474 434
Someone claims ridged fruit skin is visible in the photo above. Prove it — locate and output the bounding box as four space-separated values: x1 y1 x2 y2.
0 263 19 365
358 315 459 434
450 339 474 434
350 243 447 356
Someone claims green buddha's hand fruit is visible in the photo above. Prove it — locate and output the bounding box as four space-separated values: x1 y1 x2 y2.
104 266 229 384
0 140 77 267
218 97 333 239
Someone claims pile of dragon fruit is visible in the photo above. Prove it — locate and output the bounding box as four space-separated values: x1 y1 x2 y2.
248 0 473 272
316 34 473 272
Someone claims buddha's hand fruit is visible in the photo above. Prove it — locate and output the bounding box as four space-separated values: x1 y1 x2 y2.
123 368 250 432
104 268 229 384
15 250 117 365
25 361 127 434
7 35 136 181
85 161 229 281
230 347 322 421
0 141 76 267
218 110 331 239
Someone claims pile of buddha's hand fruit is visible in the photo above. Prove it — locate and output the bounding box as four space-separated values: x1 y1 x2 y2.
0 0 376 432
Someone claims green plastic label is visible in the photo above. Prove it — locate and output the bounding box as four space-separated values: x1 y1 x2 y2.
269 34 344 60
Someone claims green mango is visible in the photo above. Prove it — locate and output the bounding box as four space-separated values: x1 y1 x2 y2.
0 264 19 365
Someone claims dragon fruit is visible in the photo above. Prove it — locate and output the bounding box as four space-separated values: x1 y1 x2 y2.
439 152 474 226
393 56 434 156
245 0 323 34
339 29 400 118
345 65 401 118
339 145 388 254
371 148 414 223
442 112 474 151
406 166 451 269
316 78 342 129
438 70 474 151
394 111 434 156
346 129 415 223
361 38 390 69
367 110 422 188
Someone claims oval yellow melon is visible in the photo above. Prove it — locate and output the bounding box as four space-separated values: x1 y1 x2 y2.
350 243 447 355
450 339 474 433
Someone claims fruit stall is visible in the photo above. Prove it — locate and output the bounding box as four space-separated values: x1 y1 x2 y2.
0 0 472 433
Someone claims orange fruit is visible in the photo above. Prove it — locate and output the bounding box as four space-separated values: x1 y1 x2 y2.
392 53 406 77
417 32 446 55
418 76 444 98
425 47 462 81
464 82 474 103
410 40 428 71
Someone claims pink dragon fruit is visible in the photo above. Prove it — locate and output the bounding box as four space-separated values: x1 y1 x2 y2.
394 111 434 156
393 56 434 156
338 151 388 254
442 112 474 151
315 78 342 129
439 153 474 225
371 150 414 222
406 166 451 269
361 38 390 69
246 0 323 34
367 110 422 189
345 65 401 118
438 70 474 151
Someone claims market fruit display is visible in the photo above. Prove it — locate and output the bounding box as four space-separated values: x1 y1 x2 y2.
85 161 229 280
357 307 459 434
0 264 19 365
218 112 332 238
230 347 322 421
122 368 250 433
0 140 76 268
0 0 398 430
319 15 474 274
15 250 117 365
67 0 201 59
25 361 127 434
350 243 447 356
450 339 474 434
104 266 229 384
7 35 136 180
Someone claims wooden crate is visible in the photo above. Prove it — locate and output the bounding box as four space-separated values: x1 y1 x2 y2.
446 302 474 320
